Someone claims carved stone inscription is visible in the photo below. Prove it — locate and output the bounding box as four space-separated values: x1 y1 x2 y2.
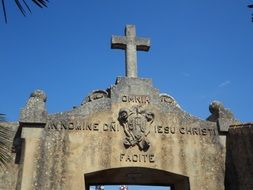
120 153 155 163
46 119 217 136
122 95 150 104
118 106 154 151
46 120 216 136
47 121 120 132
154 126 216 135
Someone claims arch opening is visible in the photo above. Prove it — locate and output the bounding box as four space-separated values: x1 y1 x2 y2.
84 167 190 190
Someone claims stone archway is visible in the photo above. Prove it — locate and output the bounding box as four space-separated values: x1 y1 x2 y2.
84 167 190 190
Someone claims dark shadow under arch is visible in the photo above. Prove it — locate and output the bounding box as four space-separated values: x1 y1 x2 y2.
85 167 190 190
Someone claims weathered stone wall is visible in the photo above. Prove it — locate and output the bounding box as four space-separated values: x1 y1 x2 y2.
1 77 243 190
16 77 229 190
225 124 253 190
25 109 225 190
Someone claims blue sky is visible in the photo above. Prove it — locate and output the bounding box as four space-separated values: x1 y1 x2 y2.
1 0 253 123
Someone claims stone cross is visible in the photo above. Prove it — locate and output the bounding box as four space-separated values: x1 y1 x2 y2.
111 25 151 78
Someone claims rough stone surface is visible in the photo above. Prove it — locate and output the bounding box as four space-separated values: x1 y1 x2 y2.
20 89 47 124
206 101 239 132
225 123 253 190
1 76 250 190
2 77 237 190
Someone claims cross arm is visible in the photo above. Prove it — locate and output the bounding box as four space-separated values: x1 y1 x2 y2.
111 36 127 49
136 37 151 51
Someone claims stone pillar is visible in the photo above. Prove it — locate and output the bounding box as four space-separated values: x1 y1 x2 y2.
19 90 47 190
225 124 253 190
20 128 44 190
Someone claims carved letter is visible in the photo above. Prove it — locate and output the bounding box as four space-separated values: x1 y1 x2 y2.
201 128 207 135
136 96 141 103
171 127 176 134
192 128 199 135
120 154 125 161
122 96 127 102
179 127 185 134
142 155 148 162
93 123 99 131
157 126 163 133
110 122 117 132
132 154 138 162
164 126 169 134
126 155 131 162
86 124 92 131
186 127 192 135
68 122 74 130
145 96 150 104
103 123 108 131
149 154 155 163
